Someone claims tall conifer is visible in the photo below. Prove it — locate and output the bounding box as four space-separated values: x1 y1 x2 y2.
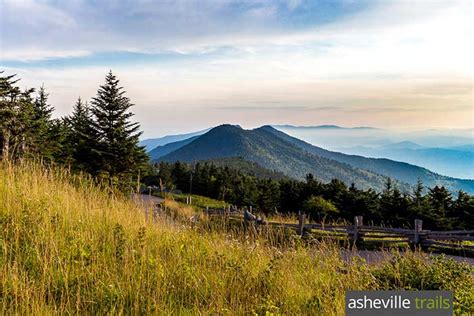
32 85 57 159
66 97 97 171
90 71 148 181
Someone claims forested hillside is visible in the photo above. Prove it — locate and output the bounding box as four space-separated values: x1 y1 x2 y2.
159 124 393 191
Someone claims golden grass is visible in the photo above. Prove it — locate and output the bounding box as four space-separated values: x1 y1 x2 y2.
0 162 472 315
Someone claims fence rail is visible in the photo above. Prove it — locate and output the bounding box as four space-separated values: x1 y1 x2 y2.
204 208 473 255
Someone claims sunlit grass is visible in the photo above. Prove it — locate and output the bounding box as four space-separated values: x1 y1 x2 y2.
1 161 472 314
166 193 227 210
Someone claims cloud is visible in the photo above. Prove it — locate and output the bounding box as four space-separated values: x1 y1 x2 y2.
3 0 471 81
1 0 472 136
1 50 91 62
1 0 367 60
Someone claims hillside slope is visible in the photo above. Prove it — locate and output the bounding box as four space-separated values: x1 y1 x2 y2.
261 126 474 193
159 125 394 191
0 162 382 314
2 163 471 314
203 157 288 180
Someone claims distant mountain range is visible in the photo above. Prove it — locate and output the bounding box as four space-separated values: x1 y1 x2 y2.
336 142 474 179
272 125 473 178
140 129 209 151
273 124 379 130
260 127 473 192
274 125 473 149
144 125 474 193
148 136 200 160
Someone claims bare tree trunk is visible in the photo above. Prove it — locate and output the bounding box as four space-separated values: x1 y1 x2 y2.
20 134 26 155
1 129 10 161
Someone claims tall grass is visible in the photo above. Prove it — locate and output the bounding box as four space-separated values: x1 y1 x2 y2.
1 162 472 314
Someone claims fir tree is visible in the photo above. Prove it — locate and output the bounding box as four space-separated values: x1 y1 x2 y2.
0 72 20 159
452 191 474 229
428 186 453 229
66 97 97 172
32 85 57 159
90 71 148 181
33 85 54 122
412 179 424 205
0 72 36 159
257 179 280 214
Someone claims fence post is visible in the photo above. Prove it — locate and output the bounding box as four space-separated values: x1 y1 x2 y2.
298 211 306 237
353 216 363 244
414 219 423 245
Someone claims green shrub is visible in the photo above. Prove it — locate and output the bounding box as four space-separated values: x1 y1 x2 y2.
373 252 474 315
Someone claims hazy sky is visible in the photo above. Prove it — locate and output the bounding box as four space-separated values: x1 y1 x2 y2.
1 0 472 138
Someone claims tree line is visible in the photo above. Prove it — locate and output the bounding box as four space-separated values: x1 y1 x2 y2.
145 161 474 230
0 71 148 186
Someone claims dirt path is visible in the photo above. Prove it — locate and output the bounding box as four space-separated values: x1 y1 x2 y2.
132 193 164 211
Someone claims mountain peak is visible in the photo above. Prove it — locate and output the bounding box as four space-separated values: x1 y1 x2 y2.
255 125 278 132
210 124 242 132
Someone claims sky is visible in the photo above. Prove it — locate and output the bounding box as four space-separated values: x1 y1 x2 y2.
1 0 473 138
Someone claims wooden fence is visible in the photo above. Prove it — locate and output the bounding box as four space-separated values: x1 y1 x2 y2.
204 207 474 255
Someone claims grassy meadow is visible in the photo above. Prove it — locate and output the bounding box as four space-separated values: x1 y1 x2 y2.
1 162 473 315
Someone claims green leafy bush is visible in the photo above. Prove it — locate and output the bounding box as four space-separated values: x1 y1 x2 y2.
373 252 474 315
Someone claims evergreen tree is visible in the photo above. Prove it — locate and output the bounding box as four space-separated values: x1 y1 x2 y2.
0 72 20 159
157 161 173 190
233 175 258 207
279 179 303 213
171 161 190 192
32 85 58 159
66 97 98 172
33 85 54 123
379 178 394 217
412 179 424 204
89 71 148 181
408 180 431 222
48 118 74 165
452 191 474 229
1 75 68 162
257 179 280 214
427 186 453 229
0 72 36 159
